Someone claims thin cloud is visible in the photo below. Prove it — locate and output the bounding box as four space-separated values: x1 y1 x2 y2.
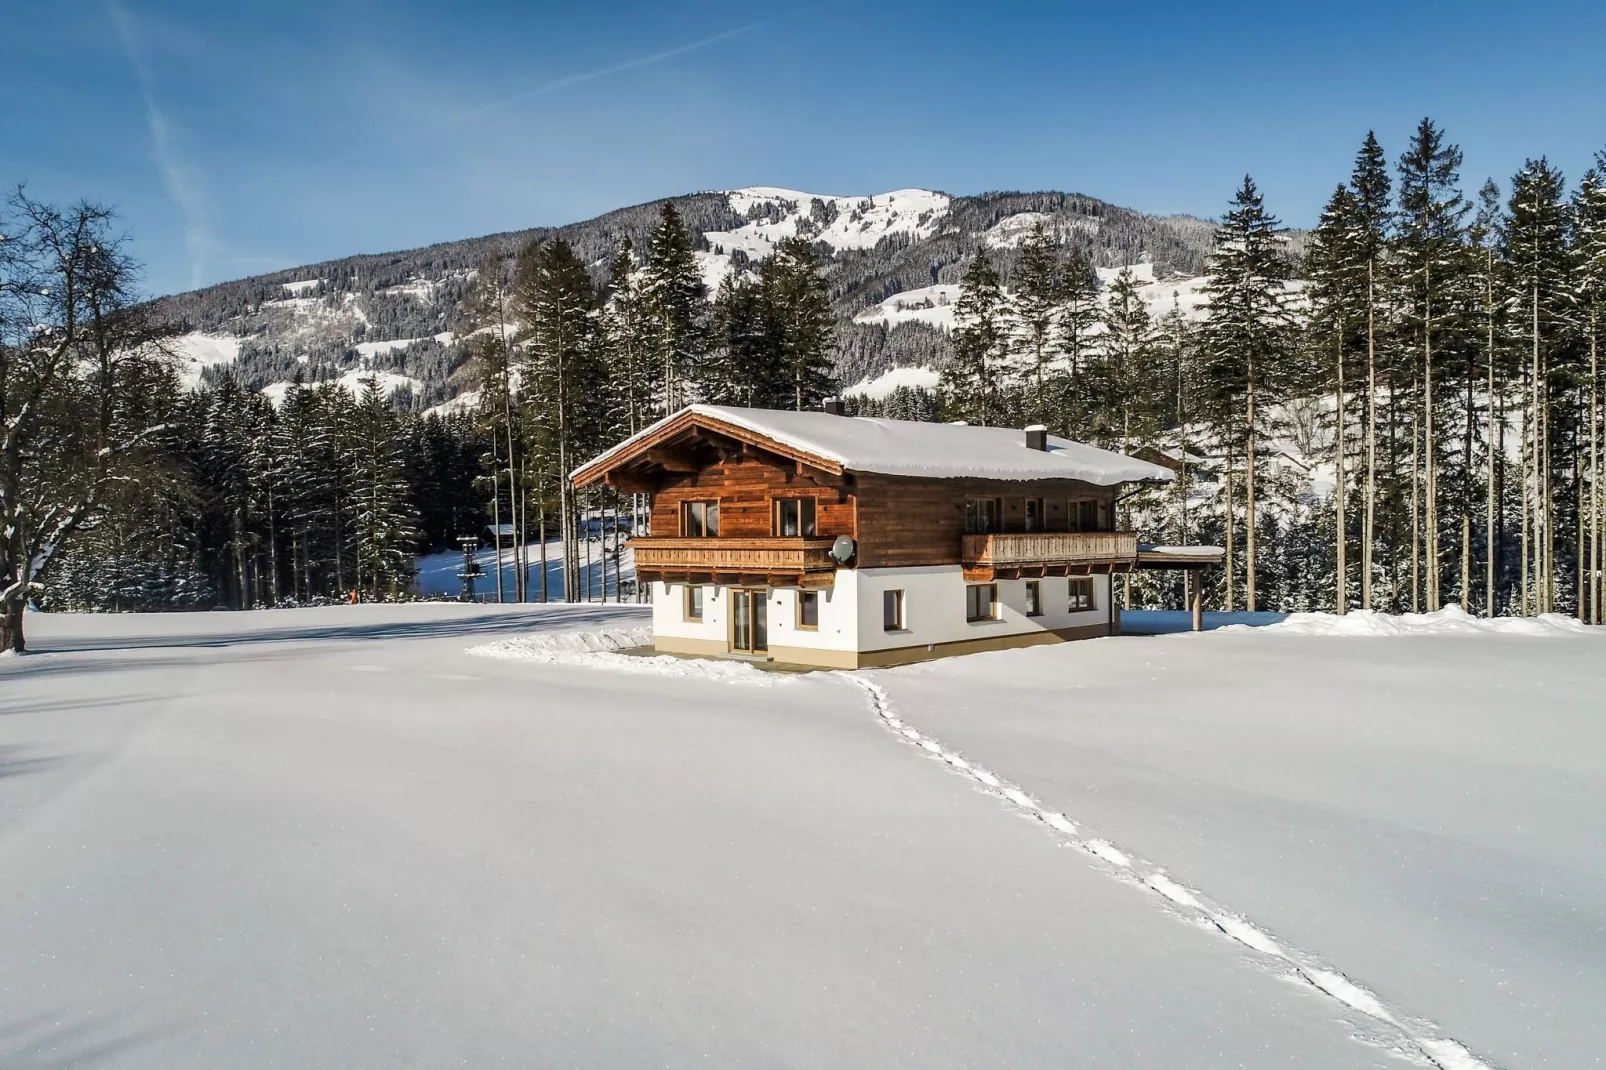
109 0 210 289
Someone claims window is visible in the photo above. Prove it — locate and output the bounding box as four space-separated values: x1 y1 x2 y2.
681 500 719 537
966 583 999 622
1025 498 1044 532
1071 500 1098 533
964 497 1001 534
1068 577 1095 612
684 585 704 621
883 589 905 631
797 590 820 629
774 497 817 537
1025 581 1042 617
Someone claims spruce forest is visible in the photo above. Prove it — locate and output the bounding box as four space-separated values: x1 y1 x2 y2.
4 118 1605 646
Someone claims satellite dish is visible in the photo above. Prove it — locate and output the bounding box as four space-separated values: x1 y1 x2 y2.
829 535 856 564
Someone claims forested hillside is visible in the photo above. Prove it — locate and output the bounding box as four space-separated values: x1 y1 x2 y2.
151 187 1233 408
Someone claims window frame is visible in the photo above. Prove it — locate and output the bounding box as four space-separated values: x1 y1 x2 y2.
684 584 705 622
1024 498 1044 533
796 590 820 630
1068 577 1096 612
1025 580 1042 617
964 497 1002 535
882 589 905 632
965 583 999 623
773 496 817 538
681 499 720 537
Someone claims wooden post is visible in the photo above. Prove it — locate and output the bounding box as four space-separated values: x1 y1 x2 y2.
1191 570 1204 632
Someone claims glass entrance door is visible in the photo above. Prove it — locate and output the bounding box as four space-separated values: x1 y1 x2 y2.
730 590 769 655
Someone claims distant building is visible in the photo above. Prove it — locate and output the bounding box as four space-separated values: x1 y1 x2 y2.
572 405 1222 669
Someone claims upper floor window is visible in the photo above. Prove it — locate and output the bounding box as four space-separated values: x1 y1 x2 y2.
1024 498 1044 532
1070 499 1099 533
964 497 1001 534
681 500 719 537
774 497 817 537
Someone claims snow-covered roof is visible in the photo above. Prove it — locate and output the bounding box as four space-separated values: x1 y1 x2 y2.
573 405 1174 486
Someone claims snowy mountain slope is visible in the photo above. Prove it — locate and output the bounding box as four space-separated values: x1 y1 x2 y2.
150 186 1255 409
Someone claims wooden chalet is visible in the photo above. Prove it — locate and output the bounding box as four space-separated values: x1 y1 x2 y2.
571 404 1224 669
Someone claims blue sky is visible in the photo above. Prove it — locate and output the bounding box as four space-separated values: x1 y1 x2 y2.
7 0 1605 297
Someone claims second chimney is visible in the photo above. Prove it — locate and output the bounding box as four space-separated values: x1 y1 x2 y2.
1024 424 1048 451
823 397 845 416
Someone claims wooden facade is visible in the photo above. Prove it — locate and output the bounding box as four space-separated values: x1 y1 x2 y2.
578 420 1135 583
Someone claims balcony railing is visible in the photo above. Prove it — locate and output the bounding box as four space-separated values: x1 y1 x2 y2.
631 536 838 575
962 531 1139 569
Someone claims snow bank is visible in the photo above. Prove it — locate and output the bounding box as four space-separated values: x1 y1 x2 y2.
170 332 242 389
1230 604 1597 638
843 364 942 399
468 627 791 685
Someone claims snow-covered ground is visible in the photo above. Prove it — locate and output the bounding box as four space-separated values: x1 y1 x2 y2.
3 605 1601 1068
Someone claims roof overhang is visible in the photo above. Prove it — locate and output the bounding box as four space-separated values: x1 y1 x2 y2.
571 408 845 490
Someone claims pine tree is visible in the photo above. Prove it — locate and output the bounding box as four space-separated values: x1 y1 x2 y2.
1090 267 1163 454
1469 180 1513 616
707 273 783 406
1349 132 1393 610
1057 250 1101 438
765 236 837 410
1396 118 1470 611
516 238 605 602
642 204 707 412
1575 153 1606 622
942 248 1010 426
348 378 421 599
1305 184 1367 612
603 238 656 434
1201 175 1296 612
1503 158 1572 614
1010 222 1063 425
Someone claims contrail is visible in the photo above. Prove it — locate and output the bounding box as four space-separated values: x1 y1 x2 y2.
108 0 210 290
455 21 766 124
239 18 768 193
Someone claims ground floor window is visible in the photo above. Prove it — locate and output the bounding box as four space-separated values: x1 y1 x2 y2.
1025 580 1042 617
684 585 704 621
883 589 905 631
797 590 820 629
1068 577 1095 612
965 583 998 622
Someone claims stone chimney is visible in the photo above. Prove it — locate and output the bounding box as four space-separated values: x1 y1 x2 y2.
1024 424 1048 451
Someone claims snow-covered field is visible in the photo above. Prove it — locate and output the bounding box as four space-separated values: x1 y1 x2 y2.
2 606 1601 1068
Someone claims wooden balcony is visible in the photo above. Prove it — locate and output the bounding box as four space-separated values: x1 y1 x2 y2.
631 536 839 588
962 531 1140 580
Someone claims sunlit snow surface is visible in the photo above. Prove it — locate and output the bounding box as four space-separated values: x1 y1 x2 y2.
3 604 1602 1068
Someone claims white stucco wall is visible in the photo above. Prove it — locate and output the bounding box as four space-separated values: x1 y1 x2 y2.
655 570 1111 658
854 567 1111 653
653 578 860 656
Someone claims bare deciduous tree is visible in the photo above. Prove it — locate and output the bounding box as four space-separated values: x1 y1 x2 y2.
1 190 174 652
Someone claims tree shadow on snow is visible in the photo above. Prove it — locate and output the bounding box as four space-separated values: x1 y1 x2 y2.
0 1010 177 1070
17 604 642 655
